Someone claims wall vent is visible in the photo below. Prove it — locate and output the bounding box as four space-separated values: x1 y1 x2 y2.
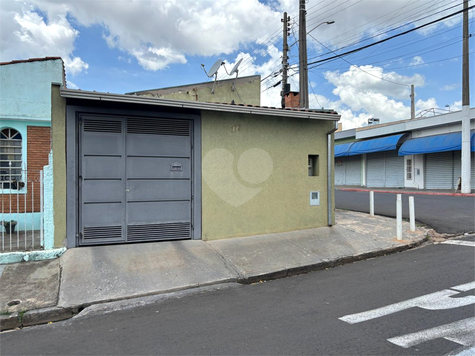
83 119 122 133
127 117 190 136
83 226 122 240
127 222 191 241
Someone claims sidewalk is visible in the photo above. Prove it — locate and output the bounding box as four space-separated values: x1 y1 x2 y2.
0 210 430 331
337 186 475 197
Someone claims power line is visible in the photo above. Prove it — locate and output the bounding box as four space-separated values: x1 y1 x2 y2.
307 32 410 87
305 0 462 63
305 5 474 68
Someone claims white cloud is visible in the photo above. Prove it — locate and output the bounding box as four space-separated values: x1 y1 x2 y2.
440 83 457 91
410 56 424 66
450 100 462 111
20 0 281 72
67 81 79 89
0 1 88 76
317 65 437 128
131 47 187 71
324 65 424 99
416 97 438 111
63 57 88 76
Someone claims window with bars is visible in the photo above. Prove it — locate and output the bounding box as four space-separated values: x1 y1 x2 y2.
0 128 22 190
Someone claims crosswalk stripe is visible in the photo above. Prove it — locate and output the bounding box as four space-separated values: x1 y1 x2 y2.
441 240 475 247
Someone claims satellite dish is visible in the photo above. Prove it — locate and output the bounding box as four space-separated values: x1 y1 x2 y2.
229 58 243 76
227 58 243 92
207 59 223 78
201 59 223 94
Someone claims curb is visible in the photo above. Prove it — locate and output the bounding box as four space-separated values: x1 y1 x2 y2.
238 236 429 284
337 188 475 197
0 236 428 332
0 306 77 331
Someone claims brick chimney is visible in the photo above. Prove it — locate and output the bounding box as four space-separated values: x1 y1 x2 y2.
284 91 300 108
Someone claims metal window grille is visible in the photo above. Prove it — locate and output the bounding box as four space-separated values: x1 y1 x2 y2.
0 128 23 190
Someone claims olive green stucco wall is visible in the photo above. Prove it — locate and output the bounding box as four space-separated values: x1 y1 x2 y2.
131 76 261 106
201 111 335 240
51 84 67 247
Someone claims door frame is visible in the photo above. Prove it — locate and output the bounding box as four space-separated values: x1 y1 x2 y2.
66 104 202 248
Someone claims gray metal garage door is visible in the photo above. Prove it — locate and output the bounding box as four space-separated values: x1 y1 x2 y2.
334 156 361 186
335 158 345 185
384 151 405 187
345 156 361 185
425 151 456 189
366 151 404 188
366 152 385 187
79 115 192 246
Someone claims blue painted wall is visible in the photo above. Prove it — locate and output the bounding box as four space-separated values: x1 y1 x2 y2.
1 59 64 253
0 59 64 121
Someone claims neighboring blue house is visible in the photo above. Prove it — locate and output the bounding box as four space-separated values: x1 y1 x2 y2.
0 57 66 255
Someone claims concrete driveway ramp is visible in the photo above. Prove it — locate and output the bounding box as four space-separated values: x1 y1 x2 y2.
58 240 238 308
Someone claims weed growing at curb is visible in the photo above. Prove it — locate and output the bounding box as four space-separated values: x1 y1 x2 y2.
18 309 27 325
0 310 12 316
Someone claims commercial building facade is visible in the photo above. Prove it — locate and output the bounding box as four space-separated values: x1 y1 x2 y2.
334 109 475 190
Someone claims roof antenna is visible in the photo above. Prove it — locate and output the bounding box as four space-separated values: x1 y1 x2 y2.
224 58 243 91
201 59 223 94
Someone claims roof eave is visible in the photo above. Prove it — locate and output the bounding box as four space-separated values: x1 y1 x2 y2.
60 88 340 121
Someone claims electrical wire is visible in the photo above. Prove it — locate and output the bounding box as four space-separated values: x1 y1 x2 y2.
305 5 474 68
307 32 410 87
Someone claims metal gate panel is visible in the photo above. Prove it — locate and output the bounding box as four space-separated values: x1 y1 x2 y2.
345 156 361 185
125 117 192 242
126 157 191 179
79 116 126 245
425 152 455 189
126 134 190 157
384 151 404 187
366 152 385 187
127 180 191 201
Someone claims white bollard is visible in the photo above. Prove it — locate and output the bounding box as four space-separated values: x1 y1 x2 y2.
396 194 403 240
409 196 416 232
370 191 374 216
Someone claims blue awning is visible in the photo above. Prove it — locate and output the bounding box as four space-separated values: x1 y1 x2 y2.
398 131 475 156
348 134 406 156
334 142 354 157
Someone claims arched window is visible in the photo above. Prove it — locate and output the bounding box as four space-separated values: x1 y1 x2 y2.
0 128 22 190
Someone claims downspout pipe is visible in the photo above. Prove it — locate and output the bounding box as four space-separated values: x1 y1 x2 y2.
327 122 338 226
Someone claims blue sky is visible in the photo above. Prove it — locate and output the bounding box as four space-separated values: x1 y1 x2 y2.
0 0 473 129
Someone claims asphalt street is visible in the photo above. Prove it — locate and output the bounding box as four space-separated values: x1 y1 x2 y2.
2 238 474 355
335 190 475 234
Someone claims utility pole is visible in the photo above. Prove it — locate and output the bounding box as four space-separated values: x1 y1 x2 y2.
299 0 309 109
281 12 290 108
410 84 415 119
461 0 471 193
